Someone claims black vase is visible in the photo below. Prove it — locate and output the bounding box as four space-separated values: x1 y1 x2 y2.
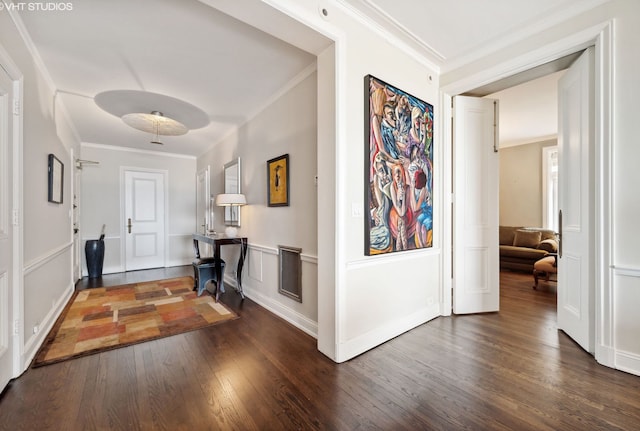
85 240 105 278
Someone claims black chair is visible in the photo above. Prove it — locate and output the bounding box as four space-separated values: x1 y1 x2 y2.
192 258 226 296
191 240 225 296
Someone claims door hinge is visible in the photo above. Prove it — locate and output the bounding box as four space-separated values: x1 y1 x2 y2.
14 319 20 335
13 98 20 116
12 209 19 226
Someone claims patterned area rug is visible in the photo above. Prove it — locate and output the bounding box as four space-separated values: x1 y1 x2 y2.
32 276 237 367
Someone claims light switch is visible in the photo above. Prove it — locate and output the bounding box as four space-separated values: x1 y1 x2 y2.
351 203 363 217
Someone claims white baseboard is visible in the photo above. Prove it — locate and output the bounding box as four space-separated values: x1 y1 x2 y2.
234 278 318 338
596 343 615 368
167 258 192 268
21 282 74 371
336 303 440 363
615 349 640 377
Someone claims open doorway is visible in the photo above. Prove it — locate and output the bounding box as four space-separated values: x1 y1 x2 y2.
487 70 565 297
450 62 570 315
488 50 596 353
446 24 611 362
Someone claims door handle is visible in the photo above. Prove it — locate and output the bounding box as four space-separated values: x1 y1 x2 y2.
558 210 562 258
127 218 132 234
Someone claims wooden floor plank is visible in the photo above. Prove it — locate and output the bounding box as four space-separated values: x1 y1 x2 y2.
1 267 639 430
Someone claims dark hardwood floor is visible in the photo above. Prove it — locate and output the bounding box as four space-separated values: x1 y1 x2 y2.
1 268 639 430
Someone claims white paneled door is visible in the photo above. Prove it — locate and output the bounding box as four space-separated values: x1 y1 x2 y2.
124 170 166 271
453 96 500 314
0 67 15 392
557 47 595 353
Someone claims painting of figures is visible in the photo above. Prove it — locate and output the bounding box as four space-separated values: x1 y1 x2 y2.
365 75 434 255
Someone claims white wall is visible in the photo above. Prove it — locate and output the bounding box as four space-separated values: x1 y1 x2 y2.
442 0 640 376
491 71 563 148
329 6 441 363
80 144 196 274
0 10 79 370
499 139 557 227
263 0 442 362
198 70 319 336
316 44 336 358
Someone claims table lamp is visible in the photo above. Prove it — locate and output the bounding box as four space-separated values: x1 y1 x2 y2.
216 193 247 238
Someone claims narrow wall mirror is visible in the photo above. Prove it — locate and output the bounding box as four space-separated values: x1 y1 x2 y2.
196 166 210 234
223 158 241 226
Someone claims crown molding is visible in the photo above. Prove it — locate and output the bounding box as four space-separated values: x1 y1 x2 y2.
6 9 56 92
334 0 442 72
81 142 196 160
200 60 318 157
443 0 611 73
7 8 82 145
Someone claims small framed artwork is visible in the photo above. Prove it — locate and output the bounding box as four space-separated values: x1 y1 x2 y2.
48 153 64 204
267 154 289 207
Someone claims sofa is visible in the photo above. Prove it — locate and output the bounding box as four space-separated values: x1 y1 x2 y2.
499 226 558 272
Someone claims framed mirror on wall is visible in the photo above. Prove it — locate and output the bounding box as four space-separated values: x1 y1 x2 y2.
196 166 210 234
223 158 241 226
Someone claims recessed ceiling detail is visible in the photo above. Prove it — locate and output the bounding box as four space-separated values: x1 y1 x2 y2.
16 0 319 155
122 111 188 136
94 90 210 132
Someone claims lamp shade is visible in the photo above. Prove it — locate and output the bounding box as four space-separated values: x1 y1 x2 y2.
216 193 247 206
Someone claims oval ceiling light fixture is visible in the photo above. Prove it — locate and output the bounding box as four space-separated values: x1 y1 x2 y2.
122 110 188 136
95 90 210 138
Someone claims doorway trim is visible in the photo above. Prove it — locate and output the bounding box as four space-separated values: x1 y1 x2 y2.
0 43 24 381
441 21 613 367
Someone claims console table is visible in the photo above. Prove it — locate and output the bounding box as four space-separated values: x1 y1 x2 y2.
192 233 248 301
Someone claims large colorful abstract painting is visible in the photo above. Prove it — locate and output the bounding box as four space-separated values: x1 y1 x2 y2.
365 75 434 255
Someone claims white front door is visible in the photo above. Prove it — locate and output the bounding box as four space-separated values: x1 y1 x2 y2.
453 96 500 314
557 47 595 353
0 66 16 391
124 170 166 271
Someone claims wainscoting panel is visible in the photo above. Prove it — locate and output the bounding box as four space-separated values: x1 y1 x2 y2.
167 233 193 267
0 270 7 356
248 244 276 283
613 267 640 376
240 243 318 337
22 244 74 369
24 241 73 275
248 248 263 282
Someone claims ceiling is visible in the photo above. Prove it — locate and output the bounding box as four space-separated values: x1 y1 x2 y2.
488 70 565 148
16 0 599 156
18 0 321 156
341 0 603 68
